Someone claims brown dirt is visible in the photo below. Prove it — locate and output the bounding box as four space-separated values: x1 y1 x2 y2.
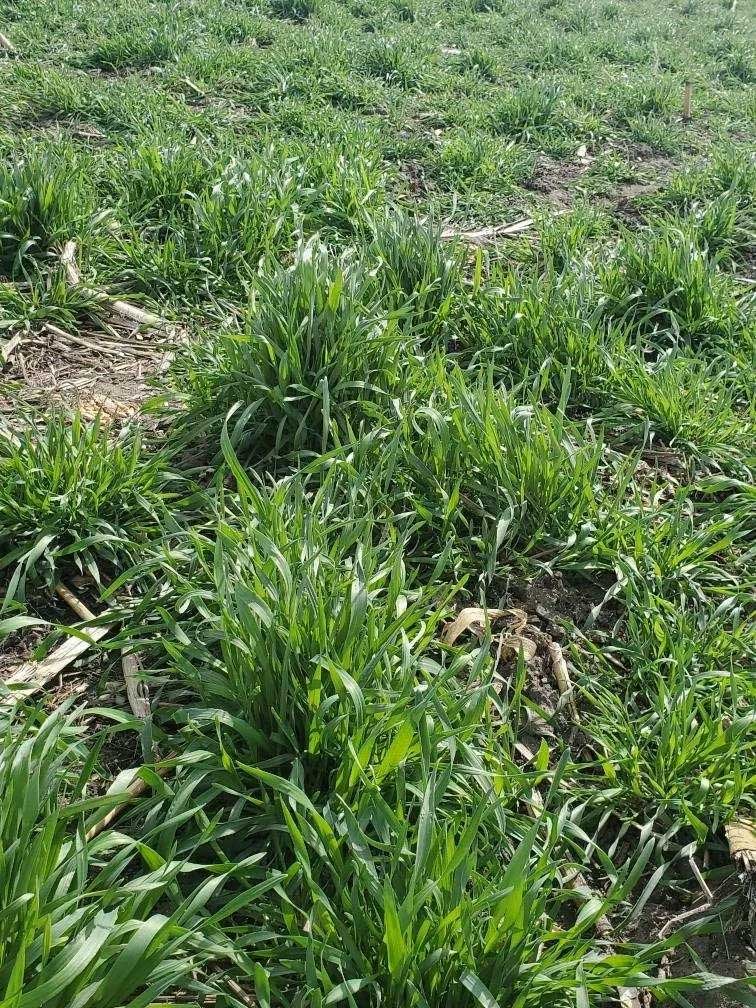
523 152 590 207
613 144 676 218
399 158 433 200
631 897 754 1007
30 113 109 144
1 316 174 420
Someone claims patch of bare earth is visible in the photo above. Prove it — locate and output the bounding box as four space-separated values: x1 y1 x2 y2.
523 152 588 207
1 243 181 422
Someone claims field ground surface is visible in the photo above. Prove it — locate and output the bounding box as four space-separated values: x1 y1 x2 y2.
0 0 754 1004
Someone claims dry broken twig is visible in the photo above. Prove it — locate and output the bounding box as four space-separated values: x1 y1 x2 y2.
85 760 173 840
0 31 17 54
59 579 150 721
441 218 533 244
122 650 151 720
60 240 169 331
60 239 82 285
226 978 255 1008
658 854 716 938
1 581 111 704
547 640 580 723
55 580 96 620
1 333 22 365
2 625 109 703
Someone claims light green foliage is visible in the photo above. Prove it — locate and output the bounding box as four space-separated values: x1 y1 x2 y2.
0 706 260 1006
0 413 178 601
0 0 754 1001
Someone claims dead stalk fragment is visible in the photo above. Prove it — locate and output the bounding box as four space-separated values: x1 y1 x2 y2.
547 640 580 723
122 649 151 719
441 218 533 243
3 626 109 702
85 760 173 840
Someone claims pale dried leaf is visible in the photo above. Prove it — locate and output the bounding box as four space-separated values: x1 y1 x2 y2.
443 606 526 645
443 607 509 644
3 626 109 703
500 633 537 662
726 819 756 859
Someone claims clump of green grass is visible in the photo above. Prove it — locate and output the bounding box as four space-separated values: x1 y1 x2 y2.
188 155 300 285
107 146 302 298
597 486 750 604
0 263 104 330
362 39 422 88
612 76 676 121
537 202 612 272
297 141 389 236
599 225 745 345
520 33 586 70
718 42 755 84
604 348 754 472
229 745 701 1006
0 704 264 1005
214 10 275 44
78 23 179 71
490 83 561 135
2 0 755 998
168 238 402 462
584 637 754 835
626 113 681 153
460 47 498 80
650 146 756 215
680 192 751 264
107 142 388 297
0 143 100 272
115 142 220 225
391 0 417 21
367 212 468 346
393 364 616 573
432 132 533 191
469 0 505 12
269 0 317 20
0 412 172 602
128 454 454 788
457 267 611 405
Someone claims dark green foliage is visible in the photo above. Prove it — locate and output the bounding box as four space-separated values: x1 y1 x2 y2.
0 144 99 272
1 0 754 1002
490 84 561 135
0 413 172 599
169 239 402 460
599 225 746 345
270 0 317 21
